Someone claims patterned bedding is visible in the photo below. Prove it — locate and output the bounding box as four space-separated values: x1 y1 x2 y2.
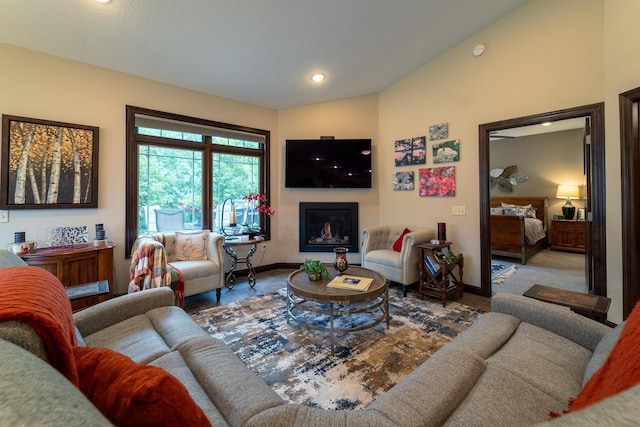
524 217 546 244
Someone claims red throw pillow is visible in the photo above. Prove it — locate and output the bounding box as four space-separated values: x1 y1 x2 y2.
565 301 640 414
72 346 211 427
392 228 411 252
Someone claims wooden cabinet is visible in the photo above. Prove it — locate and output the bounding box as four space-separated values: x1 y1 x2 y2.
550 220 585 253
22 243 114 312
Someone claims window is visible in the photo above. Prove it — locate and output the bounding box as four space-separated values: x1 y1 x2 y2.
125 106 270 257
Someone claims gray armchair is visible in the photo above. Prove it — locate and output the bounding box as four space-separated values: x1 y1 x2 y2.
361 225 435 295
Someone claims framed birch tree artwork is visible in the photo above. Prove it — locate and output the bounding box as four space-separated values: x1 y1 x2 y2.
1 115 99 209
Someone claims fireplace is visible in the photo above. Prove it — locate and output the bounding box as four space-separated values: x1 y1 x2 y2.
299 202 358 253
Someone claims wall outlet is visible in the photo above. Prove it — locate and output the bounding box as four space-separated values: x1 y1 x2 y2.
0 210 8 223
452 206 466 216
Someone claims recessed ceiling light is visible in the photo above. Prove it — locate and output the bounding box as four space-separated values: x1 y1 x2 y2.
95 0 112 3
311 73 326 83
541 122 553 127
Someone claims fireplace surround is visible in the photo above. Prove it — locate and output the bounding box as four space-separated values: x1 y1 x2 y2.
299 202 358 252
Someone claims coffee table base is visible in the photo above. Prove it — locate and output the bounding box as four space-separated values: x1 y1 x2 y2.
286 284 389 354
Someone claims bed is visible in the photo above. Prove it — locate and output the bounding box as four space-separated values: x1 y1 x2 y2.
490 196 548 264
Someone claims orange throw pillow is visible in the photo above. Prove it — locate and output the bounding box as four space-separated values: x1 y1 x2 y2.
392 228 411 252
567 301 640 413
72 346 211 427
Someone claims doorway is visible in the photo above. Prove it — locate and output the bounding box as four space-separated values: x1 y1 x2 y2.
478 103 606 298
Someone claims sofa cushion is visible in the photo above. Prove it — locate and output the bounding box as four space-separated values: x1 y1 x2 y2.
170 259 221 281
0 338 112 427
73 346 211 427
392 227 411 252
583 321 625 385
82 314 171 364
364 249 401 269
174 230 210 261
567 301 640 414
150 350 229 427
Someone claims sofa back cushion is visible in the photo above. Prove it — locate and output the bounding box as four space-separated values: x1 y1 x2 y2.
583 321 625 385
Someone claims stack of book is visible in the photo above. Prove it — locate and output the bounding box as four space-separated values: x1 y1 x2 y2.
424 255 441 275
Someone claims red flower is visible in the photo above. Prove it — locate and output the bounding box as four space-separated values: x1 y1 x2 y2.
243 193 275 217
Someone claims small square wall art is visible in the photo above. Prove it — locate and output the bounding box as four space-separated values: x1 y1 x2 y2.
432 139 460 163
429 123 448 141
393 171 414 190
394 136 426 166
419 166 456 197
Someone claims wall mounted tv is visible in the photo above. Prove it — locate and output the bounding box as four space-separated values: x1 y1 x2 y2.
285 139 372 188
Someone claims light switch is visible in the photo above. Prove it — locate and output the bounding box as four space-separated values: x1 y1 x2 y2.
452 206 466 216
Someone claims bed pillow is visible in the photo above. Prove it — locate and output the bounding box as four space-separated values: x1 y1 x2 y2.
502 203 536 218
173 230 210 261
72 346 211 427
490 207 504 215
393 228 411 252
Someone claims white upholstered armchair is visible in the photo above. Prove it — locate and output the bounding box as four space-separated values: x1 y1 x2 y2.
361 225 435 296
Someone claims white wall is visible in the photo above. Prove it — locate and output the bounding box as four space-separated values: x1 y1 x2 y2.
277 94 380 266
0 43 278 295
602 0 640 322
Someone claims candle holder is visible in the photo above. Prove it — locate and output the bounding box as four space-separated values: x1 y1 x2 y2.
220 198 240 236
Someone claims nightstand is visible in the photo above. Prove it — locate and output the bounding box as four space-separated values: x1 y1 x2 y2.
550 219 585 253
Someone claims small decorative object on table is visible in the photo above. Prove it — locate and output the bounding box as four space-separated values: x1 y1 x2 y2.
333 247 349 275
301 259 330 281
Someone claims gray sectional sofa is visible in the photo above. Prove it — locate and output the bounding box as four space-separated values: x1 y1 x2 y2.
1 279 640 426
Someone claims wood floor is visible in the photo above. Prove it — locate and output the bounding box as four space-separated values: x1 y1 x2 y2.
184 268 492 314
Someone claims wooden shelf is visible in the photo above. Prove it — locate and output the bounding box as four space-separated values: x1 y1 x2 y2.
417 242 464 307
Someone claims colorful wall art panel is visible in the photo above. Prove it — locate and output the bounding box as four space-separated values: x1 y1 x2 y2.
432 139 460 163
419 166 456 197
394 136 426 166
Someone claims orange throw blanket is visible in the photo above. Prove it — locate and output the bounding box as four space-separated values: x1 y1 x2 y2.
0 266 78 386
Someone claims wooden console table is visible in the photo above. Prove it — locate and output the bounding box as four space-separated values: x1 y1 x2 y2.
21 243 114 312
524 284 611 324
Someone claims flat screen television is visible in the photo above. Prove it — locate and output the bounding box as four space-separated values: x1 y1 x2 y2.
285 139 372 188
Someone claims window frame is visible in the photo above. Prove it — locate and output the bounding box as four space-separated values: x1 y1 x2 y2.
125 105 271 258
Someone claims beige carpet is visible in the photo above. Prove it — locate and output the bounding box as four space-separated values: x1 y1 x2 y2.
190 287 482 410
492 249 587 295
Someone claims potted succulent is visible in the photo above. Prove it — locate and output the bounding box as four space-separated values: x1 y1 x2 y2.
300 259 330 281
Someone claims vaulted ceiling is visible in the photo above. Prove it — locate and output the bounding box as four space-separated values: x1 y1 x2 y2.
0 0 528 109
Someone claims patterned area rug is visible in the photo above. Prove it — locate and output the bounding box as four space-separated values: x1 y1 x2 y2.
190 288 482 410
491 263 517 285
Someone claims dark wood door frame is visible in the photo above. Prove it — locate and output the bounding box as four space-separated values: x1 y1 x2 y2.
619 88 640 319
477 103 606 298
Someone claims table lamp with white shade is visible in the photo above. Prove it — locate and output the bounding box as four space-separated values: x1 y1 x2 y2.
556 184 580 220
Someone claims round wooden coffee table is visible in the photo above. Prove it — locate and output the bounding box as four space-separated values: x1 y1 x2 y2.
286 265 389 353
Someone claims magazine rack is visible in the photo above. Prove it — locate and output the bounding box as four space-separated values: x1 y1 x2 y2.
417 242 464 307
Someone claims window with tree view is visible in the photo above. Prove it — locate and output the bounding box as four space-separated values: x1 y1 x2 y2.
125 106 270 257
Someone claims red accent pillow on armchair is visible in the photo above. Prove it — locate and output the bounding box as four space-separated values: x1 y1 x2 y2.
393 228 411 252
72 346 211 427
